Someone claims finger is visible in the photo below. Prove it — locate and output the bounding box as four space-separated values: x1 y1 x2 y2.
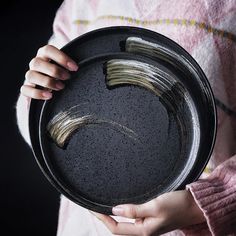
92 212 140 235
20 84 52 100
112 199 158 218
29 58 70 80
37 45 78 71
25 70 65 91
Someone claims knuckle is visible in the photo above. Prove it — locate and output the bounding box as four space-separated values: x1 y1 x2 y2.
25 70 32 80
128 206 137 218
29 58 40 69
43 45 51 53
152 202 160 214
37 46 43 54
20 85 25 94
38 45 50 55
57 54 68 65
50 66 60 78
42 77 53 88
153 198 163 212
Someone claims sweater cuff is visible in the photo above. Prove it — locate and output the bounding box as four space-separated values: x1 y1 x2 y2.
185 175 236 235
181 222 211 236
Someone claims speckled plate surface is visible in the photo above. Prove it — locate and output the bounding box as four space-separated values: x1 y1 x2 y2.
29 26 217 214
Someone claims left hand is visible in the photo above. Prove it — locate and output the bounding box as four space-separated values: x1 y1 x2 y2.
92 190 205 235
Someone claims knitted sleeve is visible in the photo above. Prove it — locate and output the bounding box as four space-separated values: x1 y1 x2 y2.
48 0 73 48
15 0 72 145
182 155 236 235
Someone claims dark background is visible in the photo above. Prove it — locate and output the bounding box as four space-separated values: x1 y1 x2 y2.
1 1 63 235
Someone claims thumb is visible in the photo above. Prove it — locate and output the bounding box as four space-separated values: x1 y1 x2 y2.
112 199 157 218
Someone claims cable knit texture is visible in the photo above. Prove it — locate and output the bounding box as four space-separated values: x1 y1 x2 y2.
16 0 236 235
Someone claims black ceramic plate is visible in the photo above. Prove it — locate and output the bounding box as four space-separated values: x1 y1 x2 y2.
29 26 216 214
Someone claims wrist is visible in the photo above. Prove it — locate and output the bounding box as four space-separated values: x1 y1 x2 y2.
187 189 205 225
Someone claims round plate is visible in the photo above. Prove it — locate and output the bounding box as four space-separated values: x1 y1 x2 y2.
29 26 217 214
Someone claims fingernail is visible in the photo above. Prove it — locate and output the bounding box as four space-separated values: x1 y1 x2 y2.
42 91 52 99
67 61 78 71
55 82 65 90
112 206 124 216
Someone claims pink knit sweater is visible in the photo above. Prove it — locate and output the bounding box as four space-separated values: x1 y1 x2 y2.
16 0 236 235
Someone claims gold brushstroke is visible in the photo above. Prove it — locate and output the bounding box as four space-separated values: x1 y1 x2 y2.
47 105 139 149
74 16 236 42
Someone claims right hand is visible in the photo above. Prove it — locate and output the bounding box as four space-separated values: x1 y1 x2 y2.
21 45 78 100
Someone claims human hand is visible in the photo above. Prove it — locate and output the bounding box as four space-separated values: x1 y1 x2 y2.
92 190 205 235
20 45 78 100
